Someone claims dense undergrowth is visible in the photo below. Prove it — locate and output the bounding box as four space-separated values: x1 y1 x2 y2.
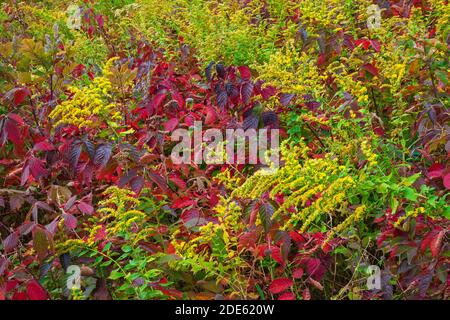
0 0 449 300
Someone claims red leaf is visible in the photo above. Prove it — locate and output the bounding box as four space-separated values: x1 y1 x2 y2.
428 163 444 179
205 107 217 125
362 63 379 76
293 268 304 279
63 213 77 229
8 113 24 126
238 230 257 249
238 66 251 80
430 230 445 257
163 118 179 132
180 208 200 223
443 173 450 190
94 225 107 242
278 292 296 300
13 88 30 106
307 277 324 291
77 202 94 215
20 165 30 186
302 257 323 279
355 39 371 50
6 280 19 292
4 118 21 145
172 197 195 209
172 91 185 108
26 280 48 300
302 287 311 300
96 15 104 28
148 171 171 194
29 157 47 180
270 246 285 266
268 278 293 294
373 126 384 136
130 176 144 194
317 53 326 66
12 291 27 300
0 257 9 276
3 231 19 253
152 93 167 111
33 141 55 152
168 174 187 190
370 40 381 52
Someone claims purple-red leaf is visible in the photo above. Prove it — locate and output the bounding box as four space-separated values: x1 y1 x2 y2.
94 143 112 168
3 231 19 253
29 157 47 180
4 118 21 145
69 140 82 174
63 213 77 229
241 81 254 104
130 176 144 194
77 202 94 215
268 278 293 294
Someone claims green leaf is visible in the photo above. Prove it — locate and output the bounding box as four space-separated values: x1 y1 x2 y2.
255 284 265 299
403 187 418 202
100 260 113 267
109 270 124 280
402 173 421 187
443 206 450 220
102 242 112 252
122 245 132 253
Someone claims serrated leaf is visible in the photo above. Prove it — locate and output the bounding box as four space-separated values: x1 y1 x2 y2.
94 143 112 168
216 62 226 79
241 81 254 104
216 90 228 110
262 111 279 128
259 202 274 233
68 140 82 174
83 138 96 160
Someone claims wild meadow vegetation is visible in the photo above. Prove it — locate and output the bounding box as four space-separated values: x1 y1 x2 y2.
0 0 449 300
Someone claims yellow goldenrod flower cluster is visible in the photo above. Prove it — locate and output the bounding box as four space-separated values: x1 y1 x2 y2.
96 186 145 240
214 168 242 191
377 56 407 97
295 0 353 36
49 57 122 128
230 141 362 238
361 139 378 167
327 54 370 105
429 0 450 42
57 186 147 253
323 205 366 247
256 40 325 98
170 197 246 285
